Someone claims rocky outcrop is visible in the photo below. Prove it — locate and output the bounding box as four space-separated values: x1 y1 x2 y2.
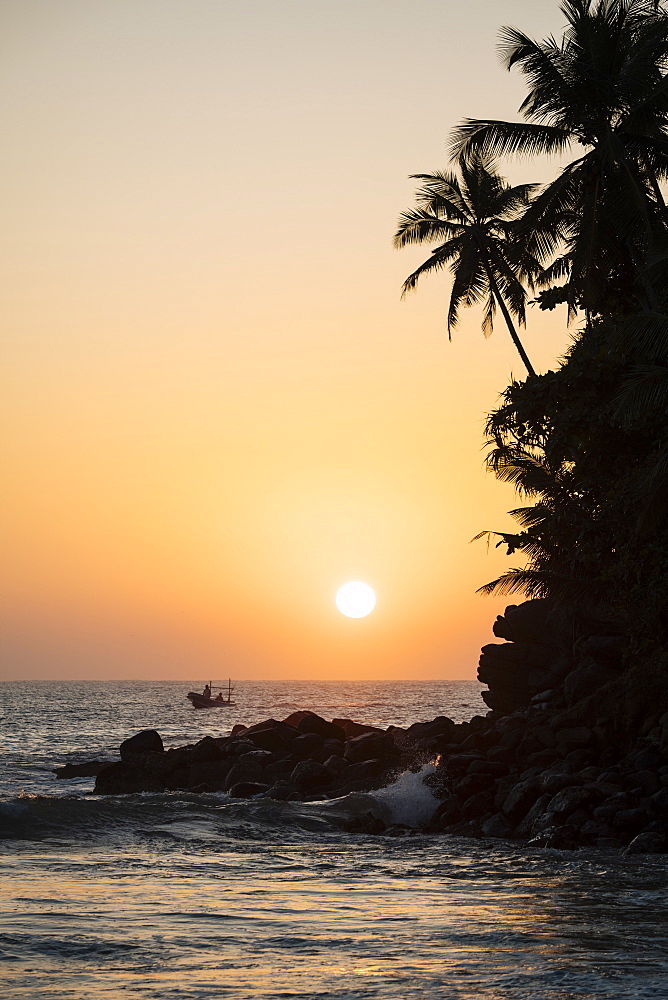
478 600 626 714
89 712 413 801
56 648 668 854
54 761 107 779
424 700 668 853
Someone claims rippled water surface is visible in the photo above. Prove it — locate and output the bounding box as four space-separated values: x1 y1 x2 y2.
1 681 667 999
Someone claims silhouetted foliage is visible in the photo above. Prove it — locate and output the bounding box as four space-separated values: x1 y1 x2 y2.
452 0 668 318
395 155 538 375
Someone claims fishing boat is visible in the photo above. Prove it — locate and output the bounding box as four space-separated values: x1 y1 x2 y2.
186 679 235 708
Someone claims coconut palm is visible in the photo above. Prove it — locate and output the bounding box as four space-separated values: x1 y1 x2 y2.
451 0 668 316
394 154 538 376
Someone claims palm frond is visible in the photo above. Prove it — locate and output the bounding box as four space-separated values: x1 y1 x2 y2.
450 119 572 161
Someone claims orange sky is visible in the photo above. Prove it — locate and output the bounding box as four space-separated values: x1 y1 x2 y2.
1 1 572 681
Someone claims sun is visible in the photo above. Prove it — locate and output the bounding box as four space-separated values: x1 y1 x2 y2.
335 581 376 618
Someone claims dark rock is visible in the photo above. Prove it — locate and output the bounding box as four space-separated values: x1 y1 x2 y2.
530 725 557 748
526 749 559 769
323 754 348 778
577 635 626 666
492 600 559 644
119 730 163 765
343 759 386 783
228 781 270 798
515 793 553 838
244 722 296 755
614 807 653 835
189 737 223 764
528 824 578 850
628 770 661 796
428 795 461 831
460 788 495 820
548 785 596 817
564 660 613 705
453 773 494 799
263 783 302 801
650 787 668 815
563 749 594 770
541 772 577 794
54 761 107 779
630 749 663 770
623 832 667 855
263 758 294 782
467 759 509 777
344 732 397 765
481 813 514 838
405 717 456 745
94 762 164 795
289 733 324 760
168 767 190 789
555 727 593 749
223 752 273 791
332 718 382 739
289 760 332 792
188 760 232 790
441 753 484 777
295 712 346 743
502 778 543 823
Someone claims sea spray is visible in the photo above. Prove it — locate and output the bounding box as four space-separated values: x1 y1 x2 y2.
371 762 440 827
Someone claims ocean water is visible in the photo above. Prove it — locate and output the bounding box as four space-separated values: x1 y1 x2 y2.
1 680 667 1000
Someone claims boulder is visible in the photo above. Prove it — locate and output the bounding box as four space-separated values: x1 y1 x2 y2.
94 762 164 795
344 732 397 765
502 777 543 824
263 783 302 801
564 660 614 705
515 793 553 837
228 781 270 798
119 730 163 765
289 760 332 792
323 755 348 778
188 759 232 790
243 720 298 755
291 733 325 759
54 761 107 779
222 752 273 792
295 712 346 743
623 832 667 855
343 759 386 783
555 727 594 750
548 785 596 818
332 718 381 739
428 795 462 831
481 813 514 839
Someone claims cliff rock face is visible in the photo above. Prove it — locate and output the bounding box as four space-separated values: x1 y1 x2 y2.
478 600 626 714
478 601 572 713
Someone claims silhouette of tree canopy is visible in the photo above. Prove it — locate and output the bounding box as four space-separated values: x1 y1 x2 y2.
451 0 668 317
394 154 538 375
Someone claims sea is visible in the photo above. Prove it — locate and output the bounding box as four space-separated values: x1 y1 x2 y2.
1 680 667 1000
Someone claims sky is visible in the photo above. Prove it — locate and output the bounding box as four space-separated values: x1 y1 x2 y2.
1 0 574 681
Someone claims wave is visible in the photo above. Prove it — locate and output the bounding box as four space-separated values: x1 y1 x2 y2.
0 765 440 843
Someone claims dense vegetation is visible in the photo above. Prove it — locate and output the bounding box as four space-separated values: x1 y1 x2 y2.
397 0 668 658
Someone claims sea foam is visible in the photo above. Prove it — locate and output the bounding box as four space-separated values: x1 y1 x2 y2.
371 762 440 827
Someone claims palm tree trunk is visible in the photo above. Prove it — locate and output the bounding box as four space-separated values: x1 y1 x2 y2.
485 267 536 377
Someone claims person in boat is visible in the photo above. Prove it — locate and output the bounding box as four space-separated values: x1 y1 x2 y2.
215 691 225 702
203 684 211 699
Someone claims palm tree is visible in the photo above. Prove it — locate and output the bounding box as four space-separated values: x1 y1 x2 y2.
450 0 668 316
394 154 538 376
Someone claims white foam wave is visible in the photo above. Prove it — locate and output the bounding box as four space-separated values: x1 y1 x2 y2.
371 762 440 827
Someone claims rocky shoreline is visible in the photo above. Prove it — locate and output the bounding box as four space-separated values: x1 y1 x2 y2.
55 600 668 854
